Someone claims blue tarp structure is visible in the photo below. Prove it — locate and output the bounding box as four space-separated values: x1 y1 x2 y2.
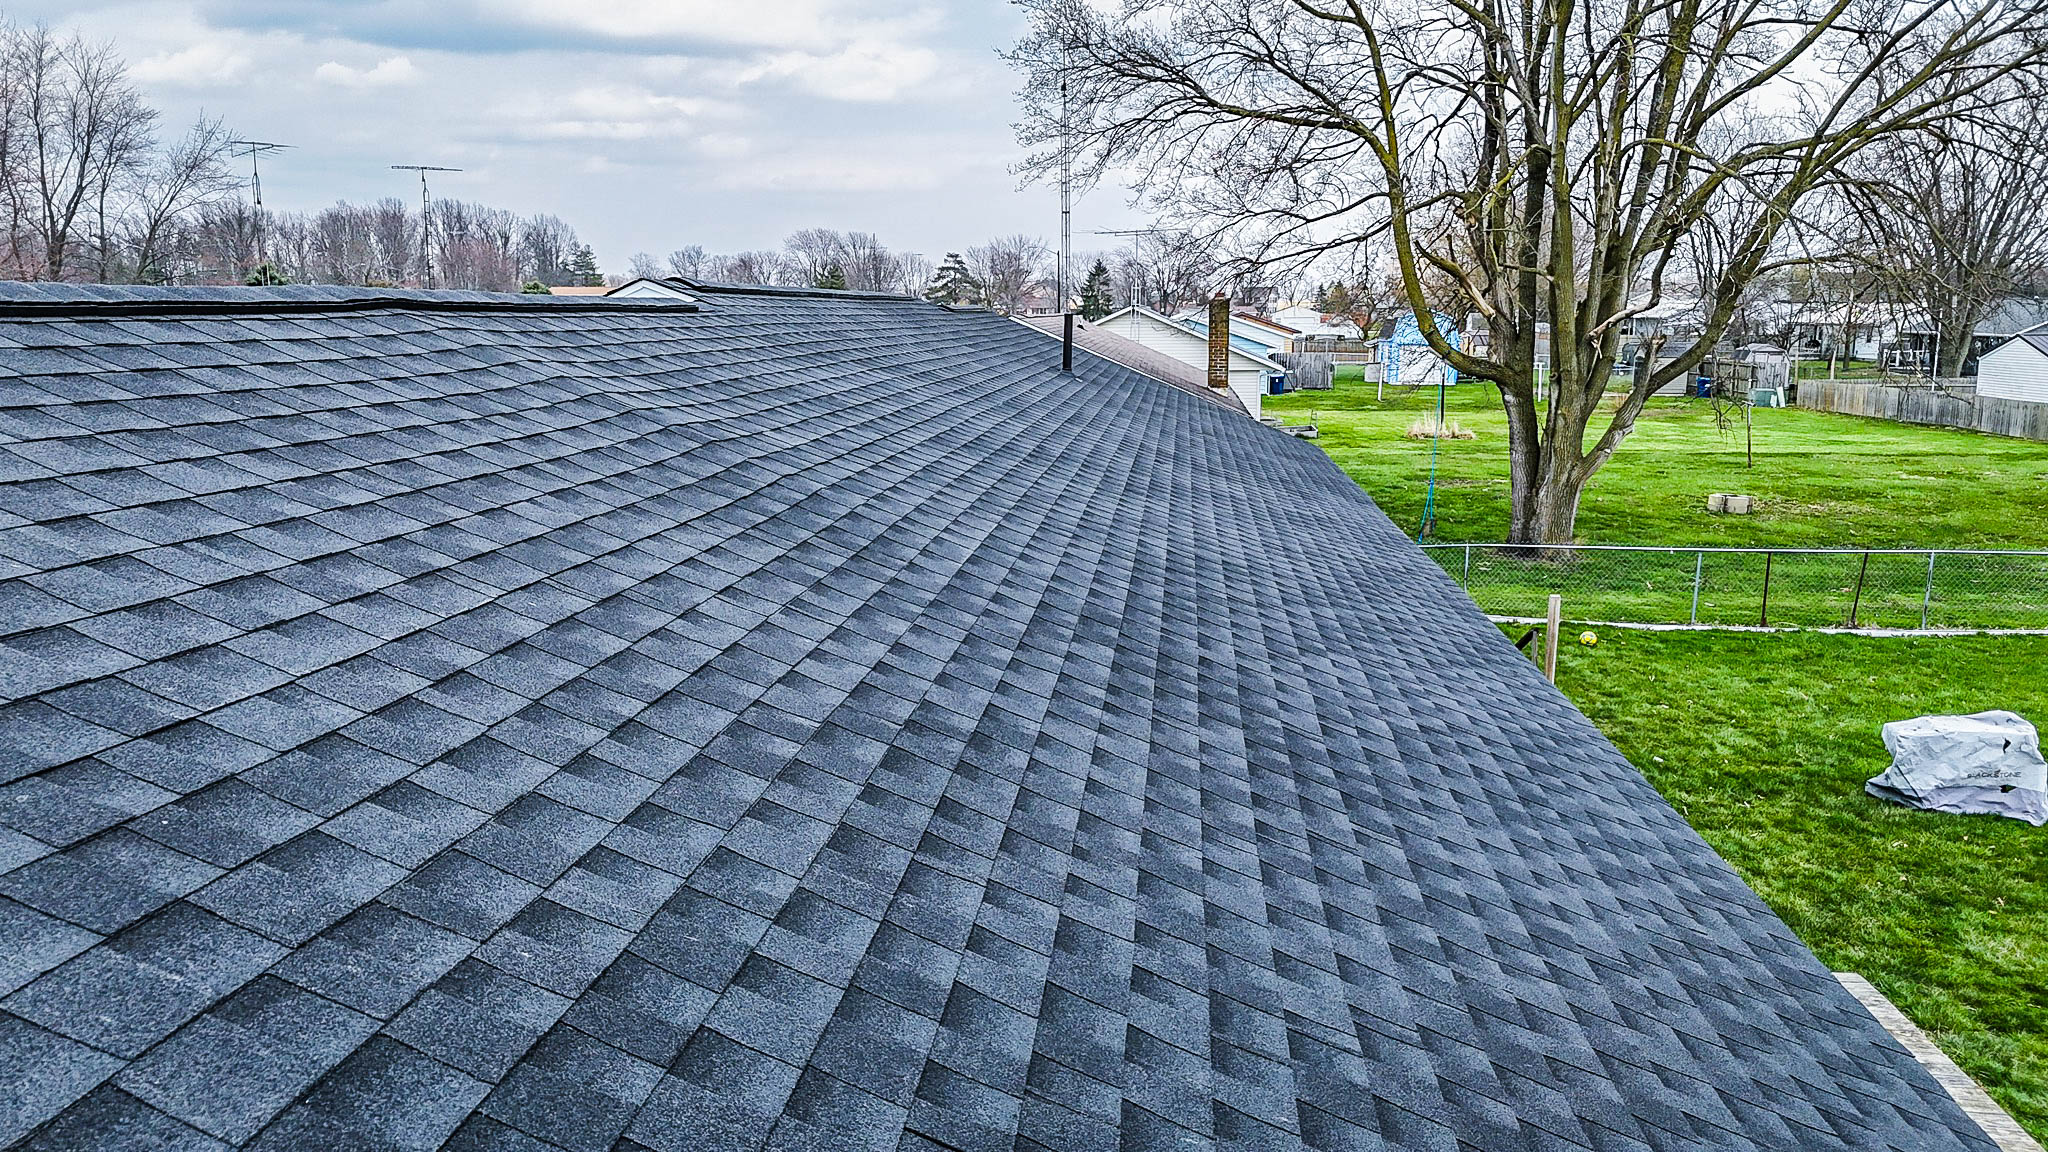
1386 311 1461 387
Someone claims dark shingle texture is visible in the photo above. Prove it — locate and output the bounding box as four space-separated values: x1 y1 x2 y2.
0 284 1995 1151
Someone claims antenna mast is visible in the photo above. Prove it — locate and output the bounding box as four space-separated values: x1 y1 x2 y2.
229 140 291 266
1058 56 1072 314
390 164 463 289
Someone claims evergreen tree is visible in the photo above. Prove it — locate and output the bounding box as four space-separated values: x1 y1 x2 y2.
922 252 982 306
244 261 287 286
568 244 602 287
520 280 550 294
1078 259 1113 321
1324 281 1353 314
815 262 848 290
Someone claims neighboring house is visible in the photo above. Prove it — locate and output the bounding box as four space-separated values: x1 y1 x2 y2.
605 277 699 301
1383 311 1462 388
1784 299 1891 362
1174 314 1286 360
1978 325 2048 402
1897 296 2048 376
1098 304 1280 415
1174 310 1298 356
543 285 611 297
1272 302 1362 338
1017 314 1249 415
1012 289 1062 317
1618 293 1707 367
0 282 2007 1152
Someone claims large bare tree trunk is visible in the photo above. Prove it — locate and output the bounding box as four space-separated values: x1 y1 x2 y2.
1013 0 2048 544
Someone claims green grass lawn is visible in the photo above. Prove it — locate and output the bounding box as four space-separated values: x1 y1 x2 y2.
1556 629 2048 1138
1274 371 2048 549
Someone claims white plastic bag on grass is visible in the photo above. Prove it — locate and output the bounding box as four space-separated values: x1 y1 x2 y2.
1865 711 2048 826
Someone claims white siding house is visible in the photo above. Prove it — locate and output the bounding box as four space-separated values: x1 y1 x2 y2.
606 278 699 301
1098 307 1277 417
1978 330 2048 403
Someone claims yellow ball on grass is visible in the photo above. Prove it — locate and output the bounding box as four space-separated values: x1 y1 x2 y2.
1578 631 1599 647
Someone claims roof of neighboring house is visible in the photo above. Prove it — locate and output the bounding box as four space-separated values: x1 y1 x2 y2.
1900 297 2048 340
1100 305 1287 371
1997 323 2048 358
604 278 698 301
1173 315 1285 358
545 286 611 296
0 282 1998 1152
1237 311 1299 336
1016 314 1249 414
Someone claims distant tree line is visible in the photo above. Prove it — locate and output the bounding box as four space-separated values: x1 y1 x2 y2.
0 19 605 290
629 227 1284 318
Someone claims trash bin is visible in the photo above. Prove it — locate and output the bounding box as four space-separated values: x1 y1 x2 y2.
1694 376 1712 398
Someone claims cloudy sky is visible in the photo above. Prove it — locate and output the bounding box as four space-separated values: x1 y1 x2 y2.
12 1 1148 271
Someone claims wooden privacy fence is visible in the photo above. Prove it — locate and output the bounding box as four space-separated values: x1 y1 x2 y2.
1797 379 2048 444
1273 351 1334 390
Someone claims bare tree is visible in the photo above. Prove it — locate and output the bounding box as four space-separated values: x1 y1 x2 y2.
967 234 1049 315
11 25 155 280
838 231 901 292
626 251 663 280
666 245 707 279
192 196 258 282
125 115 237 283
517 214 578 287
714 250 783 285
364 197 414 286
1014 0 2048 544
1108 230 1216 314
1849 88 2048 377
783 228 848 288
895 251 934 298
432 200 519 291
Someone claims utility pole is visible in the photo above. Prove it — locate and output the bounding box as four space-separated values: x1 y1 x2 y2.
390 165 462 289
229 141 290 267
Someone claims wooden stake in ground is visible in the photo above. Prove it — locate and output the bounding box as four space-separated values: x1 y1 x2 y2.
1544 594 1562 682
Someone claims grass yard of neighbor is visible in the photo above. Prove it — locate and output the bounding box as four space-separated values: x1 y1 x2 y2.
1556 630 2048 1140
1267 369 2048 549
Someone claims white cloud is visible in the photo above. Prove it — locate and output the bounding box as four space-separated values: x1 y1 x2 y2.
314 55 419 88
740 38 940 103
512 85 727 142
712 152 946 194
133 39 251 86
489 0 941 53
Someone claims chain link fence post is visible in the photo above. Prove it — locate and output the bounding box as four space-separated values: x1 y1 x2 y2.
1421 544 2041 632
1922 550 1937 629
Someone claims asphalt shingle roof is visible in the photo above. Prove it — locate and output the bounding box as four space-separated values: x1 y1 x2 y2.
0 283 1997 1151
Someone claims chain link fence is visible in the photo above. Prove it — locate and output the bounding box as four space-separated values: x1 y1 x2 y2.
1423 544 2048 631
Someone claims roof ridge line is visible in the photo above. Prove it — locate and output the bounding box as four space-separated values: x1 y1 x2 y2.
670 277 922 303
0 295 700 319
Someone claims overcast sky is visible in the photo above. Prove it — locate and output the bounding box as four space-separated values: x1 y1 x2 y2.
11 1 1148 271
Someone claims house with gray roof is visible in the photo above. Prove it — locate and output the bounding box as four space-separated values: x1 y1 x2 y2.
0 282 2007 1151
1016 314 1248 415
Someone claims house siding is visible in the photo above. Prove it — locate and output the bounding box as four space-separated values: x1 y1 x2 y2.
1978 340 2048 403
1101 311 1266 418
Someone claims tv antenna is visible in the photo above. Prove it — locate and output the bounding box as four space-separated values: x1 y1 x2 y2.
391 164 463 289
229 140 290 264
1057 67 1071 315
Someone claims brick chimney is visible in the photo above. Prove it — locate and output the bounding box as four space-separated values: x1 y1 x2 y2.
1207 292 1231 393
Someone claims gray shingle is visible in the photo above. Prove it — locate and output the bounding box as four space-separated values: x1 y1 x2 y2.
0 1012 125 1145
0 284 2002 1152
